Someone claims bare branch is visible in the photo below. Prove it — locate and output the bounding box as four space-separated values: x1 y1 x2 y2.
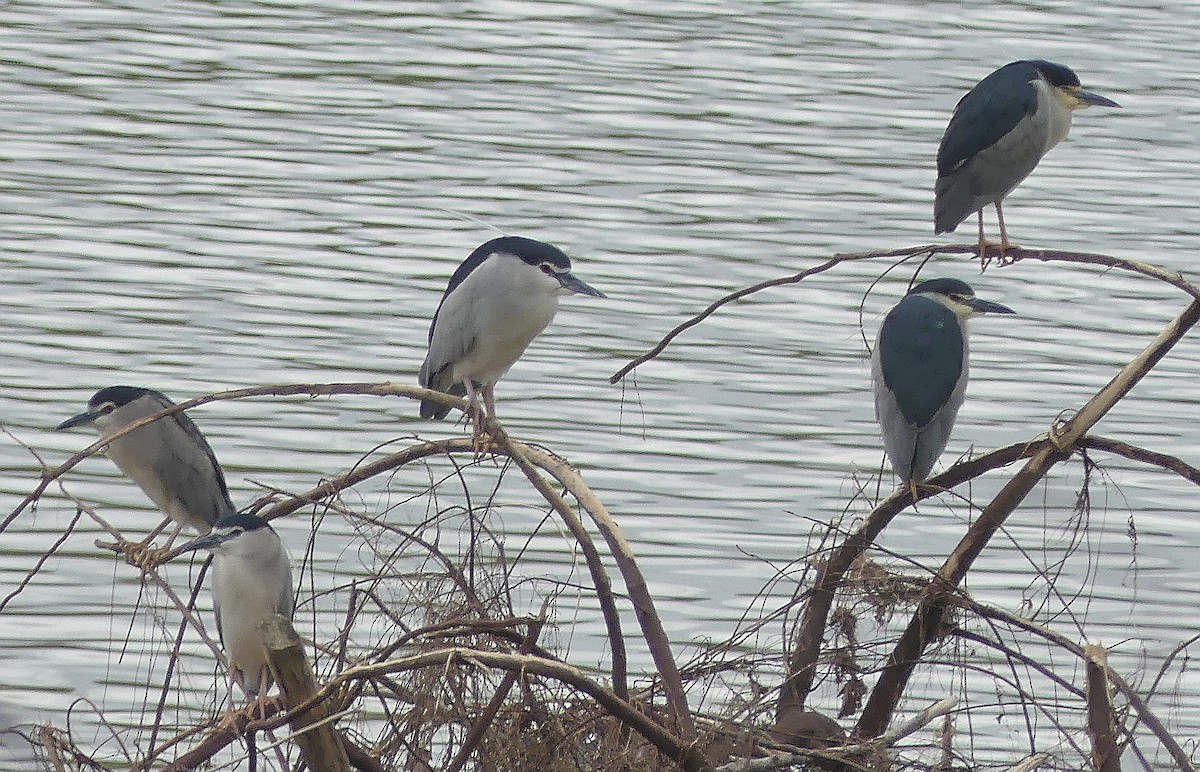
301 647 710 772
610 244 1200 384
1081 436 1200 485
960 599 1195 772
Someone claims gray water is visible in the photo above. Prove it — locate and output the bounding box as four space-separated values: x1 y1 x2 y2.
1 0 1199 767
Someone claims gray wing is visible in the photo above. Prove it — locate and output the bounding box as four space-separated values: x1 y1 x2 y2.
935 114 1051 233
937 62 1040 177
210 561 225 649
873 352 919 482
419 279 478 419
150 410 235 528
872 298 968 482
278 557 296 622
910 376 967 482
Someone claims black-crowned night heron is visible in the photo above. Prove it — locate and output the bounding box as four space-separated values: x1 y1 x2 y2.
872 278 1015 499
57 386 234 541
935 60 1120 258
175 513 294 701
418 235 605 445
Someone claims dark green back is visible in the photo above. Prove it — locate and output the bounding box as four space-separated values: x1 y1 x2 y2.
937 60 1043 176
878 294 964 427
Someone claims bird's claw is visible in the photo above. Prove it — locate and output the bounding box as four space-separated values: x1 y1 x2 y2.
978 240 1019 269
123 540 171 572
246 693 283 724
471 431 496 456
466 405 496 455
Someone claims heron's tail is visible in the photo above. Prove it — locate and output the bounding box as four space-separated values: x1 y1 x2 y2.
933 172 978 235
418 379 467 420
420 399 452 420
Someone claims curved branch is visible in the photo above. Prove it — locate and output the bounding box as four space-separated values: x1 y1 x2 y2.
1080 436 1200 485
502 437 697 741
610 245 1200 384
1002 247 1200 300
479 429 635 711
958 599 1195 772
781 438 1042 714
610 245 942 384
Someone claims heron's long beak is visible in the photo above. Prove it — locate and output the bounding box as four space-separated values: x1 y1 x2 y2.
1075 89 1120 109
558 272 606 298
175 531 233 555
56 411 99 430
968 298 1015 315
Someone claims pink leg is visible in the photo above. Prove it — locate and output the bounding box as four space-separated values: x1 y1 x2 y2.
976 209 987 262
253 667 271 720
464 379 480 417
482 384 497 423
995 200 1016 257
470 385 498 454
461 379 483 443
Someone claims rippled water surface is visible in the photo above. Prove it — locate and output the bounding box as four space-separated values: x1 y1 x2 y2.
2 0 1199 767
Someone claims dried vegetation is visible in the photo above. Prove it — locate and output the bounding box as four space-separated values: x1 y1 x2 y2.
3 245 1200 771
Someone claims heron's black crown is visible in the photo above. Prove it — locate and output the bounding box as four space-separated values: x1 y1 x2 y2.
442 236 572 298
493 235 571 270
1025 60 1081 89
907 277 974 299
87 385 157 410
213 513 270 532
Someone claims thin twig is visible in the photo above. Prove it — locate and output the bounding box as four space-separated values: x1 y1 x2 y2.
294 647 710 772
500 435 698 742
960 599 1195 772
610 244 1199 383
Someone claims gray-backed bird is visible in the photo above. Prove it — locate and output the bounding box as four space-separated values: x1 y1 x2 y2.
872 278 1015 499
935 60 1119 259
57 386 234 541
175 513 295 703
418 235 605 446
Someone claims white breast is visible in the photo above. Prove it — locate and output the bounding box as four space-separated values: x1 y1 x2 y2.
440 254 562 386
1034 77 1075 154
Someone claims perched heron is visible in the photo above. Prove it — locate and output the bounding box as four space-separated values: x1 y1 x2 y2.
872 278 1015 499
57 386 234 541
175 513 295 701
935 60 1120 258
418 235 605 445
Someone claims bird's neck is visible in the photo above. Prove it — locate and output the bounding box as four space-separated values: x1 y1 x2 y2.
1040 79 1076 152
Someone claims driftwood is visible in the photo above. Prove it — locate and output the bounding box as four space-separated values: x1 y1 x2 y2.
262 615 351 772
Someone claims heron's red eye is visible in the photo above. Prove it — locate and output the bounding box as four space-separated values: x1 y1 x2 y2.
540 264 554 275
99 403 115 415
